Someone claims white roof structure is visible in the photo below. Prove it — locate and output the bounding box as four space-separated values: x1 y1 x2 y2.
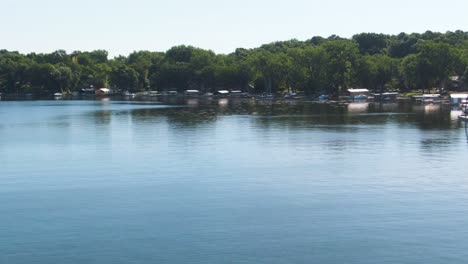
217 90 229 94
422 94 440 98
348 88 369 93
185 90 199 93
450 94 468 99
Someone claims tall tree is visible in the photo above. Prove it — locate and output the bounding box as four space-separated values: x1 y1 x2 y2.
352 33 388 55
322 40 360 94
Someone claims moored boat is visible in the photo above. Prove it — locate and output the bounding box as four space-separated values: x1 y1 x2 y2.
95 88 111 95
459 103 468 121
122 91 136 97
184 90 200 97
462 103 468 114
460 99 468 108
373 92 399 101
354 94 368 100
318 94 329 101
412 94 443 104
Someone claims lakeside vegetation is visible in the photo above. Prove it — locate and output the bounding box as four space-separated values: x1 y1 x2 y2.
1 30 467 96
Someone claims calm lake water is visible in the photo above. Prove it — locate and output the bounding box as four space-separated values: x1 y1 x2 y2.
1 98 467 264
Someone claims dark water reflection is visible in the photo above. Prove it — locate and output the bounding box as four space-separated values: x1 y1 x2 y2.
0 99 467 264
117 98 457 130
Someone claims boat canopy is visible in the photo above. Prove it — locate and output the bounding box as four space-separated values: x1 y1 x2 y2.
422 94 440 98
348 88 369 93
450 94 468 99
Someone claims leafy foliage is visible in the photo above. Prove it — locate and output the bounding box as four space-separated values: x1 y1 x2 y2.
1 30 467 96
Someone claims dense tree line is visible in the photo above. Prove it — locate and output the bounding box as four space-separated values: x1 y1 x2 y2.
1 30 467 96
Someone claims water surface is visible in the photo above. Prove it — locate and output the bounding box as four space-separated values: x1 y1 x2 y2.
1 99 467 263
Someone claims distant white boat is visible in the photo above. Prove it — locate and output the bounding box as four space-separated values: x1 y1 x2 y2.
354 94 368 100
95 88 111 95
184 90 200 96
122 91 136 97
215 90 229 97
461 103 468 114
373 92 399 101
460 99 468 108
54 93 62 99
229 90 243 97
147 91 158 97
348 88 369 101
318 94 329 101
458 113 468 122
413 94 441 104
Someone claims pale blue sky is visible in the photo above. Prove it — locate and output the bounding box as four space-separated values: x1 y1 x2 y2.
2 0 467 57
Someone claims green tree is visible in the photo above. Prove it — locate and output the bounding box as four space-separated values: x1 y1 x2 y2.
401 54 425 91
110 63 138 91
287 46 327 94
356 54 398 92
128 51 154 90
352 33 388 55
322 40 360 94
249 51 290 93
416 41 459 89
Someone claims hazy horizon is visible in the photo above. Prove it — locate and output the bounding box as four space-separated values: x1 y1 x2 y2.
2 0 467 58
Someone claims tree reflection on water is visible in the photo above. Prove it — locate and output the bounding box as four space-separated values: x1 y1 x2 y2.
84 98 457 131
